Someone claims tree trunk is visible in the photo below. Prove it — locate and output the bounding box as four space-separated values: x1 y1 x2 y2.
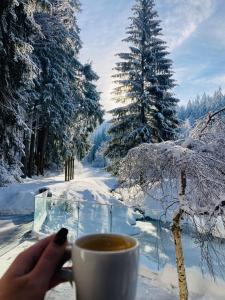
140 41 146 127
70 157 73 180
139 171 145 186
21 134 30 178
65 159 68 181
65 158 70 181
36 127 48 176
40 127 48 175
28 128 36 177
69 157 71 180
172 210 188 300
172 169 188 300
72 158 74 179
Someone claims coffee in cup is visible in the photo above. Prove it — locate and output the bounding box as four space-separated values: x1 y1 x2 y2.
62 233 139 300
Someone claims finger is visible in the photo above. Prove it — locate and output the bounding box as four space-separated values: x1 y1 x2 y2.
30 228 68 287
48 247 72 288
57 247 72 268
4 235 54 278
47 247 72 285
49 267 73 289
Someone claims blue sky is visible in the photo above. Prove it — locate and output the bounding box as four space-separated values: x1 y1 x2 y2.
78 0 225 113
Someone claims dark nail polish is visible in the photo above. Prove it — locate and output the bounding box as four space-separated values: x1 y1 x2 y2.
54 228 68 246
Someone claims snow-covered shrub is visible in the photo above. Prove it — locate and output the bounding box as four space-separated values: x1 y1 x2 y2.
119 109 225 298
0 160 23 187
120 109 225 235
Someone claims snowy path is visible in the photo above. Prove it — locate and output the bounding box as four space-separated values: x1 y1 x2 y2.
0 165 117 215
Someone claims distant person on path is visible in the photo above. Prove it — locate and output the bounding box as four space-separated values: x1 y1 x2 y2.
0 228 70 300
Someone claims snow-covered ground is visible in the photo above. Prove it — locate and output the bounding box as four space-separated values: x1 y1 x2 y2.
0 162 139 236
35 165 140 238
1 163 225 299
0 215 32 256
0 240 178 300
1 240 224 300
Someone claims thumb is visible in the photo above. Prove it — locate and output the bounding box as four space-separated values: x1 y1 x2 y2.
30 228 68 286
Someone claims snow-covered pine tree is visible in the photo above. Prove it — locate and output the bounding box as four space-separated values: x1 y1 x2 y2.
25 1 104 175
0 0 41 185
86 121 110 167
24 0 81 175
178 88 225 126
0 0 103 182
71 63 104 160
105 0 178 170
31 0 83 175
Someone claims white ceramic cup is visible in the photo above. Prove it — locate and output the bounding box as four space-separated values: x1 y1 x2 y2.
63 233 139 300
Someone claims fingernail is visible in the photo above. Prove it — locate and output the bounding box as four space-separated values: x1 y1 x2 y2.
54 228 68 246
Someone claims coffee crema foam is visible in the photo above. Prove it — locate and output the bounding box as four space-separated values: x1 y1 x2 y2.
76 235 136 251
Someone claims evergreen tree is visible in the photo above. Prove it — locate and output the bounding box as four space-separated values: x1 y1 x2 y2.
105 0 178 169
71 63 103 160
0 0 104 184
23 0 103 176
0 0 41 184
86 121 110 168
29 0 83 175
178 88 225 126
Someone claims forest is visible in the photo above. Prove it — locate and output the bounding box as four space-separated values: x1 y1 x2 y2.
178 88 225 125
0 0 103 185
0 0 181 183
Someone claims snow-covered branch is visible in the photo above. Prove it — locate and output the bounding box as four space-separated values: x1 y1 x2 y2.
119 113 225 234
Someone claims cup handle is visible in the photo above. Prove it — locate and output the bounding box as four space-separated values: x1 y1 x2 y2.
56 244 74 283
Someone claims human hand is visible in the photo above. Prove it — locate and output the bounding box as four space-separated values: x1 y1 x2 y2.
0 228 71 300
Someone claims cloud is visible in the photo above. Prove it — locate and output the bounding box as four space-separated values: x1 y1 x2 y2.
193 74 225 87
78 0 220 113
174 70 225 106
157 0 214 50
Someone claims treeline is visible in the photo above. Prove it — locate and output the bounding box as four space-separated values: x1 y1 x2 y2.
178 88 225 125
0 0 103 185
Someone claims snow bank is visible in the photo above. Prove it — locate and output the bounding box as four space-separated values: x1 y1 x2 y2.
116 182 178 222
0 161 88 215
159 264 225 300
139 263 225 300
0 185 36 215
0 219 18 234
143 194 225 239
